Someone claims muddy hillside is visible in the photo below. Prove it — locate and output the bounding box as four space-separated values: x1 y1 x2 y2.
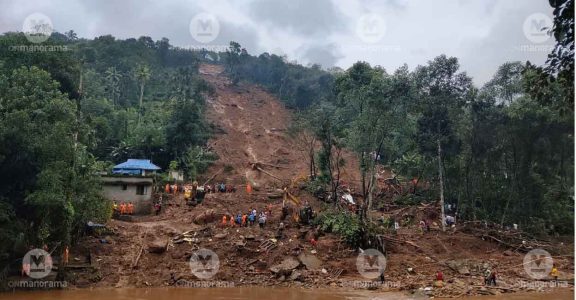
67 64 573 298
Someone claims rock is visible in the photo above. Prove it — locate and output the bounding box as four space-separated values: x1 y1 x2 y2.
446 260 471 275
193 209 216 224
298 253 322 270
270 257 300 275
148 240 167 254
214 233 227 239
290 270 302 281
503 250 514 256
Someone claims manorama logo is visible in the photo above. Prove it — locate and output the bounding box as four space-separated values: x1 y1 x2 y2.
189 248 220 279
356 248 387 279
22 13 53 44
23 248 53 279
189 12 220 44
523 13 552 44
356 14 386 44
523 248 554 280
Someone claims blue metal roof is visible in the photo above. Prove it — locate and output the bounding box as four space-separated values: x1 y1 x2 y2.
112 159 161 171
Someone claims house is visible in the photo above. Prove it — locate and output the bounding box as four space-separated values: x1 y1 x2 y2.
112 159 161 176
101 159 161 215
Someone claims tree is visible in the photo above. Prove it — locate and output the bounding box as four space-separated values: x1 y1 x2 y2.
104 66 122 107
225 41 242 85
134 64 151 124
524 0 574 114
414 55 473 231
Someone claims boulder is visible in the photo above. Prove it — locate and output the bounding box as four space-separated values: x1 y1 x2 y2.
148 240 167 254
214 233 227 239
193 209 216 224
290 270 302 281
446 260 471 275
270 257 300 275
298 253 322 270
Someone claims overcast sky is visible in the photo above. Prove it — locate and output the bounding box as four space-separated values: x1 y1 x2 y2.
0 0 556 86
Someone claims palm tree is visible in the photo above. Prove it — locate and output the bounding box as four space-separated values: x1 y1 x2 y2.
104 67 122 107
134 64 151 125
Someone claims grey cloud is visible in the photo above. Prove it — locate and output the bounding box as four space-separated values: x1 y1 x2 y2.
459 1 554 85
248 0 345 37
299 43 343 68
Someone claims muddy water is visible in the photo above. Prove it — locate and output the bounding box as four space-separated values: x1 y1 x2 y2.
0 287 402 300
0 288 572 300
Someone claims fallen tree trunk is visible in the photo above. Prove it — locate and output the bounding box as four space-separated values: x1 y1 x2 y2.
203 168 224 186
253 165 282 181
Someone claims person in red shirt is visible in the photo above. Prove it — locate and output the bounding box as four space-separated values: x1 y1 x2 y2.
436 270 444 282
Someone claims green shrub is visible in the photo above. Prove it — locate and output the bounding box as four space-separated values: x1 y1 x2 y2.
315 211 362 247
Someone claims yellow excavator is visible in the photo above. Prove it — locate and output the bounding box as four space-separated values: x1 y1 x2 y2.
283 175 315 224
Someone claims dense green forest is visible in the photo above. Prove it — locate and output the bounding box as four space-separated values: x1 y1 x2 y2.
0 32 213 267
0 0 572 273
222 2 574 234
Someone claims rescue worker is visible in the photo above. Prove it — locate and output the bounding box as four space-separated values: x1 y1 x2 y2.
165 183 170 194
241 213 248 227
246 183 252 194
275 222 285 239
434 270 444 287
487 269 497 286
235 213 242 225
229 215 235 227
120 202 127 215
310 238 318 247
154 201 161 215
63 246 69 265
550 264 559 282
112 200 118 212
258 212 266 228
221 215 228 227
484 269 492 285
419 220 426 234
248 211 256 226
127 202 134 215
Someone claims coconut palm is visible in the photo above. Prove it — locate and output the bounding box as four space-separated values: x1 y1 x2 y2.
134 64 151 124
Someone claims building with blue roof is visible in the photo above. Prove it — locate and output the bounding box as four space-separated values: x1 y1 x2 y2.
101 159 162 215
112 159 161 176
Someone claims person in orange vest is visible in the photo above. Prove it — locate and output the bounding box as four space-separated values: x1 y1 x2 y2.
165 183 170 194
127 202 134 215
221 215 228 227
173 184 178 195
229 215 235 227
246 183 252 194
119 202 126 215
63 246 69 265
241 213 248 227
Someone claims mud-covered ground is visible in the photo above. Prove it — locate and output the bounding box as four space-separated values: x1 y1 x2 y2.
67 65 573 298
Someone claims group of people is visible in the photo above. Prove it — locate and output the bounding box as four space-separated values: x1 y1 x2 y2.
165 182 238 196
113 201 135 215
220 207 270 228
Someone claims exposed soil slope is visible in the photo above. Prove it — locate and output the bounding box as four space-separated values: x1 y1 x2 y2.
68 64 573 298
